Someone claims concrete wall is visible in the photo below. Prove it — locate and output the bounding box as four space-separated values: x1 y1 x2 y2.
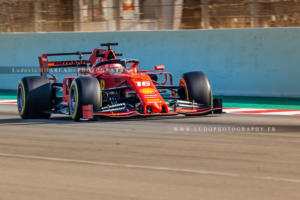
0 28 300 97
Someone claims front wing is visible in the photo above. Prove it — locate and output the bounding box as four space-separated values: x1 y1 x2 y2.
82 105 223 120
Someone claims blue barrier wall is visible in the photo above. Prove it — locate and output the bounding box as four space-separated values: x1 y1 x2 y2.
0 28 300 97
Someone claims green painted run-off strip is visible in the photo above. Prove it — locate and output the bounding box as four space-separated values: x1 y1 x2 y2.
0 90 17 100
216 95 300 110
1 90 300 110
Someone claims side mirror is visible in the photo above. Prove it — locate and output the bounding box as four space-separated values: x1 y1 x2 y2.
154 65 165 71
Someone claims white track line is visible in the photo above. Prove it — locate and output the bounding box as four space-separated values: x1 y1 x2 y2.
0 99 17 104
0 100 17 102
224 108 269 113
0 152 299 184
262 111 300 115
224 108 300 116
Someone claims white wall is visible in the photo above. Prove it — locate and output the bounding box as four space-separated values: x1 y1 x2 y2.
0 28 300 97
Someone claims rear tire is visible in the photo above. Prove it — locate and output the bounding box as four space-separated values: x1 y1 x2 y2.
179 71 212 106
69 77 101 121
17 76 52 119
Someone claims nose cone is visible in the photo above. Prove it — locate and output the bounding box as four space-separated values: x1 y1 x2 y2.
151 103 162 113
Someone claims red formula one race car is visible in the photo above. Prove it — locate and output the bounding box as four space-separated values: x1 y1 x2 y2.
17 43 222 121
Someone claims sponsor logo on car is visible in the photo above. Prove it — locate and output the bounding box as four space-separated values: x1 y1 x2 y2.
146 98 161 102
100 80 105 89
141 88 155 94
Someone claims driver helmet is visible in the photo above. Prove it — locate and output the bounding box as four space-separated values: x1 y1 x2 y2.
107 63 123 74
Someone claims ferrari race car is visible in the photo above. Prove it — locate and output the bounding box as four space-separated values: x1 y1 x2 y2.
17 43 222 121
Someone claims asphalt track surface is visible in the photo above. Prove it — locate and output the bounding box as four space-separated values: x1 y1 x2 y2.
0 104 300 200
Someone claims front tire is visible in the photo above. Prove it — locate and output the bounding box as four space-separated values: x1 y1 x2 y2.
69 77 101 121
179 71 212 106
17 76 52 119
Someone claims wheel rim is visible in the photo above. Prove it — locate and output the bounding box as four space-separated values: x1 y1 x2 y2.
70 86 77 115
17 85 24 113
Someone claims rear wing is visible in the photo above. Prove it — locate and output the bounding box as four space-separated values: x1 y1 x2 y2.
39 43 122 77
39 51 91 76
